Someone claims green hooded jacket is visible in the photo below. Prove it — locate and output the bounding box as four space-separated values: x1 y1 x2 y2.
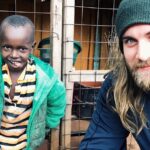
0 55 66 150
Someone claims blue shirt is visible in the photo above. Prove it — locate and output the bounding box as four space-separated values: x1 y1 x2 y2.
80 74 150 150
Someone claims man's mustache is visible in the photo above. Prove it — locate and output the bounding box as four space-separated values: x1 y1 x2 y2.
135 60 150 68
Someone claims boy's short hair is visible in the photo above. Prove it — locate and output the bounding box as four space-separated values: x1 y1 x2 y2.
0 15 35 43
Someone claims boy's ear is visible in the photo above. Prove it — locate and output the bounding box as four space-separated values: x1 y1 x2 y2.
30 41 36 54
32 41 36 48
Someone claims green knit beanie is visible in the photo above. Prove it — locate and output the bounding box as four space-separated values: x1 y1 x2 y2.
115 0 150 50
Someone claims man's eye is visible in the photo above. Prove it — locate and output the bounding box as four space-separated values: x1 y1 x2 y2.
123 38 136 46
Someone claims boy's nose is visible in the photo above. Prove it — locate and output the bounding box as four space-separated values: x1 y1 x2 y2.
10 49 19 58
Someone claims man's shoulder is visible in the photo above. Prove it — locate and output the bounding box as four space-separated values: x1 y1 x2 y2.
103 72 114 87
99 72 114 99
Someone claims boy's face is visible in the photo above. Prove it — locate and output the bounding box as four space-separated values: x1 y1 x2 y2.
1 25 33 72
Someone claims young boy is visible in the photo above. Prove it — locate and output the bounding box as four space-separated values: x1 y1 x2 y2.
0 15 66 149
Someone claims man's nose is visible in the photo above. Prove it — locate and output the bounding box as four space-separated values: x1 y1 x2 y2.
137 40 150 61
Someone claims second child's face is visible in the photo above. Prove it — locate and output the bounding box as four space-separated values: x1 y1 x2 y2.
123 24 150 90
1 25 33 72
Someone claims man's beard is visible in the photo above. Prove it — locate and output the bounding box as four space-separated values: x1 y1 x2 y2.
126 60 150 91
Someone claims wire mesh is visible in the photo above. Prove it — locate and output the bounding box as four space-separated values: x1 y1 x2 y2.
73 0 120 70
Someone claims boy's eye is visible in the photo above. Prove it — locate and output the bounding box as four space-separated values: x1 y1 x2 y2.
18 47 28 52
1 45 12 51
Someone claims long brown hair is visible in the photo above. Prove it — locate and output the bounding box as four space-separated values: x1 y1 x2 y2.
112 57 147 134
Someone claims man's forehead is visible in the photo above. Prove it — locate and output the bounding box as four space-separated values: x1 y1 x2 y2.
123 24 150 37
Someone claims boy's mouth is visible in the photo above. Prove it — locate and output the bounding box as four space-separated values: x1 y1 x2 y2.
8 59 20 67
